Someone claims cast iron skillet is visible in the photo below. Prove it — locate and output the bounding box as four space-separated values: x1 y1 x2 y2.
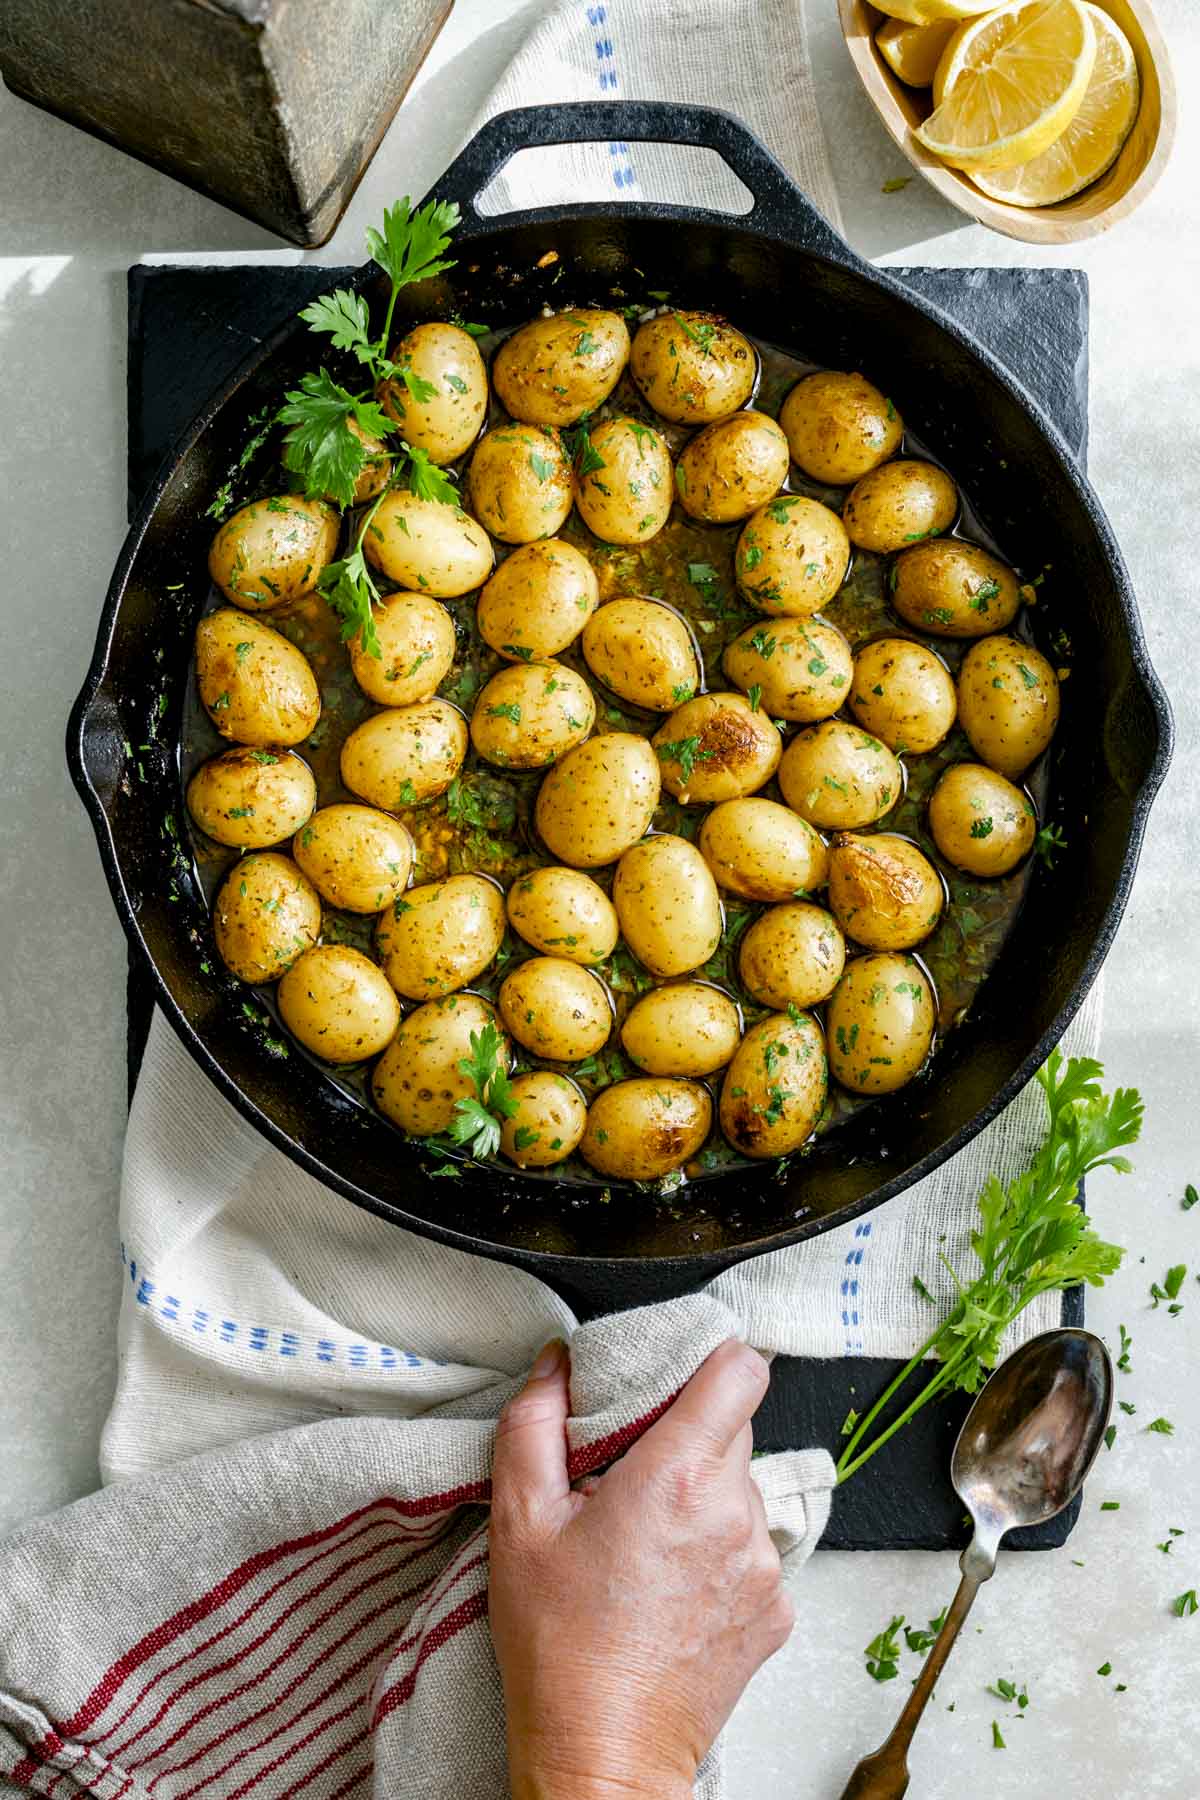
69 102 1171 1318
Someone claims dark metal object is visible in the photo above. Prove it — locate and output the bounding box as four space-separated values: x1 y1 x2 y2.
0 0 452 246
70 102 1172 1322
839 1328 1112 1797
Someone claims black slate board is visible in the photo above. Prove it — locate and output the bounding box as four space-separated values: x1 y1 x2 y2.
126 260 1088 1552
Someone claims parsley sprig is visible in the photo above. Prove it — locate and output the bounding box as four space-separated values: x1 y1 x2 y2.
449 1022 518 1160
837 1050 1142 1482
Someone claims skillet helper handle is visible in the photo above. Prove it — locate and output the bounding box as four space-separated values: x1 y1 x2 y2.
428 99 851 262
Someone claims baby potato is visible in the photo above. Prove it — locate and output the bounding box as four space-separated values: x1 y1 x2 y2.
826 952 935 1094
466 423 573 543
469 660 594 769
341 417 390 505
779 369 902 485
349 591 456 707
719 1012 828 1159
582 599 699 712
372 994 505 1135
277 945 400 1065
364 490 494 597
629 311 757 424
849 637 956 753
843 459 958 554
575 417 673 545
207 496 339 610
580 1078 712 1181
498 956 612 1062
891 539 1021 638
928 763 1036 878
621 983 742 1078
477 539 600 661
698 798 829 901
195 608 320 747
292 803 413 914
340 698 468 809
506 866 619 964
723 617 853 724
652 693 781 804
499 1072 588 1169
377 322 488 463
492 308 630 426
827 833 944 950
675 410 789 523
534 733 660 868
375 873 505 999
612 834 723 977
186 747 316 849
957 635 1061 777
778 721 902 830
738 903 846 1010
735 494 850 617
212 853 321 984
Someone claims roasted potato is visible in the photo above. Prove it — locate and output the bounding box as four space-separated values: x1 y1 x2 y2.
699 797 829 901
340 699 468 810
722 617 854 724
506 866 619 964
579 1079 712 1181
719 1012 828 1158
928 763 1036 877
349 591 456 707
469 660 594 769
891 539 1021 638
574 416 673 544
957 636 1061 776
499 1072 588 1168
620 983 742 1078
779 370 902 485
534 733 661 868
612 834 723 977
372 994 506 1135
738 902 846 1009
277 945 400 1064
212 853 321 984
629 311 757 424
582 599 700 712
498 956 612 1061
827 833 944 950
826 952 935 1094
735 495 850 617
186 747 316 849
477 539 600 662
195 608 320 748
778 721 903 830
374 873 506 999
377 321 488 463
652 692 781 804
675 410 790 523
363 490 494 597
843 459 957 554
849 637 956 753
292 803 413 914
207 496 339 610
493 309 630 426
466 423 573 543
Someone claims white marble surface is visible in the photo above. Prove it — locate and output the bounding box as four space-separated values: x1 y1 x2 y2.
0 1 1197 1793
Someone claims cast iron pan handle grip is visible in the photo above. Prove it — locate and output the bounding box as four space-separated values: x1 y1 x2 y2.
429 100 854 265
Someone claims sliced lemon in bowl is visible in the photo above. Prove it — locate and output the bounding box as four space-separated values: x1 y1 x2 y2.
871 0 996 23
916 0 1097 172
968 4 1140 205
876 18 958 87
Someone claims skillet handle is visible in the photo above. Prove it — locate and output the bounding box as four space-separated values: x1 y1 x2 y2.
429 100 853 265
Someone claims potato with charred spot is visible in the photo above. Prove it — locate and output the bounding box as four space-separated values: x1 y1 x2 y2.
827 833 944 951
675 410 789 524
723 617 853 724
849 637 956 754
826 953 935 1094
534 734 661 868
477 539 600 662
493 309 630 427
843 460 957 554
186 747 316 849
582 598 700 713
580 1079 712 1181
377 322 488 464
652 692 781 804
620 984 742 1078
292 804 413 915
340 699 468 810
777 721 902 830
780 369 902 486
738 903 846 1010
612 834 723 978
467 424 573 544
195 609 320 748
891 539 1021 638
734 495 850 618
349 592 456 707
719 1012 828 1159
698 798 828 902
212 853 320 984
506 866 619 965
208 496 339 611
374 874 505 1000
574 417 673 545
498 957 612 1062
499 1072 588 1169
277 945 400 1065
629 311 757 424
372 994 506 1136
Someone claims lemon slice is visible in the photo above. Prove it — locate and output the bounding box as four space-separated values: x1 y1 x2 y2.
916 0 1097 172
876 19 958 87
871 0 994 24
969 5 1139 204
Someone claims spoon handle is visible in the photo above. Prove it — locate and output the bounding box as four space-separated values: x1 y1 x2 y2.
836 1567 982 1800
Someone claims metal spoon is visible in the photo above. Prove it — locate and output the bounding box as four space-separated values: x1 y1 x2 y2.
838 1326 1113 1800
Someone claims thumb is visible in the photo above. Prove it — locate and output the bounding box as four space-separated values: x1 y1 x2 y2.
491 1340 572 1520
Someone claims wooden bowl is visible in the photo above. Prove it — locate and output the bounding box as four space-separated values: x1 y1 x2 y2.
837 0 1176 243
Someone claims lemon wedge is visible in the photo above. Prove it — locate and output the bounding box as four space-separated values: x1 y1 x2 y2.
917 0 1097 172
876 18 958 87
968 4 1140 204
871 0 995 23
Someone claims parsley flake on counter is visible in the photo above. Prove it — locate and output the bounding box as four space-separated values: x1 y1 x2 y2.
1171 1590 1197 1618
864 1616 905 1683
991 1722 1006 1750
1097 1661 1113 1677
1146 1417 1175 1436
1183 1183 1199 1211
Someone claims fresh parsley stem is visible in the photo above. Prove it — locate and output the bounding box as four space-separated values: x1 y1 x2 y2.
377 281 401 371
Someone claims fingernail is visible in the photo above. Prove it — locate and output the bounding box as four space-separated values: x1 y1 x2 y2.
531 1338 566 1379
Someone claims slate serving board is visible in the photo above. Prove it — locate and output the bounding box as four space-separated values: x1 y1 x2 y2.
125 260 1089 1552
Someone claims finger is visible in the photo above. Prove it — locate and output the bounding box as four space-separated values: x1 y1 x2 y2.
491 1340 571 1518
728 1418 754 1472
644 1338 770 1460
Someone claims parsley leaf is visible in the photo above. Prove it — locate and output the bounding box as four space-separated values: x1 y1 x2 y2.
277 369 392 509
449 1021 518 1160
864 1616 905 1683
656 736 715 783
298 288 374 362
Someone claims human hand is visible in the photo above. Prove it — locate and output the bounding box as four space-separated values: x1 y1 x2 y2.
488 1337 792 1800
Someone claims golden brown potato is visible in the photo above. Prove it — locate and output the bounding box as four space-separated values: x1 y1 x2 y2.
374 873 506 999
827 833 944 950
722 618 854 723
212 853 321 984
493 309 630 426
534 733 661 868
719 1012 828 1158
186 748 316 849
582 599 700 712
848 637 957 753
498 956 612 1061
675 410 790 523
466 423 573 543
652 693 782 804
477 539 600 661
738 902 846 1009
499 1072 588 1168
891 539 1021 638
377 322 488 463
956 636 1061 776
372 994 505 1135
277 945 400 1064
580 1079 712 1181
928 763 1036 877
612 834 723 977
363 490 494 597
506 866 619 964
777 721 903 830
620 984 742 1078
629 311 757 424
292 804 413 914
340 699 468 810
779 370 902 485
826 952 935 1094
734 495 851 617
843 460 957 554
698 798 829 901
469 661 594 769
194 609 321 748
574 417 673 544
349 591 456 707
207 497 339 611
